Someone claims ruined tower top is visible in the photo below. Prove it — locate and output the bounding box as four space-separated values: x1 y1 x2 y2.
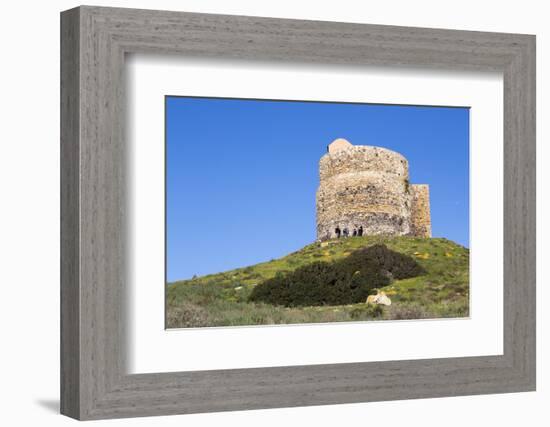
327 138 353 154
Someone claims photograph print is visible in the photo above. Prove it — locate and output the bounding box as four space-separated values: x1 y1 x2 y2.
165 96 470 329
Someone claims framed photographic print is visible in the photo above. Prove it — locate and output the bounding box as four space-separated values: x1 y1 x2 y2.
61 5 536 420
164 97 470 329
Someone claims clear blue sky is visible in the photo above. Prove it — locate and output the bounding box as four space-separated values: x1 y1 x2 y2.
166 96 469 282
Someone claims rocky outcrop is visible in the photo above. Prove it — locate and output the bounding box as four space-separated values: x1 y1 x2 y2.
366 291 392 306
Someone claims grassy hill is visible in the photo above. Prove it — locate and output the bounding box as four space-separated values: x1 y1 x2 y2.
167 236 469 328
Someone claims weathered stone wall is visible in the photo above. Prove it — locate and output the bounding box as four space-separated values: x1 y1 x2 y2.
316 139 431 240
410 184 432 238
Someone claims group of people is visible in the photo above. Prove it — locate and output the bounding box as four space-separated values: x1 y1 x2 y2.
334 225 363 238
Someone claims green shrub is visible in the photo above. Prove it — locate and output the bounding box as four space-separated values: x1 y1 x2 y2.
248 244 425 307
166 302 210 328
349 304 384 319
385 303 430 320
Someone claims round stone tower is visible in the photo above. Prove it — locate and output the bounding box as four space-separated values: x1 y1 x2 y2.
316 138 430 241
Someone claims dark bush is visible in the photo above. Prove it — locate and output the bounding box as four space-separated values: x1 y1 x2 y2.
341 244 426 280
248 244 425 307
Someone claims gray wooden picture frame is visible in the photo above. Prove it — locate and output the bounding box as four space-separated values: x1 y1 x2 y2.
60 5 536 421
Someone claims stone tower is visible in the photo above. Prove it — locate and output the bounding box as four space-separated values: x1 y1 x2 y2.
316 138 431 241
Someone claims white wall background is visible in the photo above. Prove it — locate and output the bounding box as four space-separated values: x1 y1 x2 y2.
0 0 546 425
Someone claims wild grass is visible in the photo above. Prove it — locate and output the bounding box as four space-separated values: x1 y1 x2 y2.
166 236 469 328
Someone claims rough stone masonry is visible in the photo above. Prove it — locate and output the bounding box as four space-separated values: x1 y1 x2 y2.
316 138 431 241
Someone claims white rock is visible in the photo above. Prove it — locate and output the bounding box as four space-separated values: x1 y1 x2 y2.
366 291 391 306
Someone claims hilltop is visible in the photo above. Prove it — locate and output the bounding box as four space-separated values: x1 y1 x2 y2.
167 236 469 328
